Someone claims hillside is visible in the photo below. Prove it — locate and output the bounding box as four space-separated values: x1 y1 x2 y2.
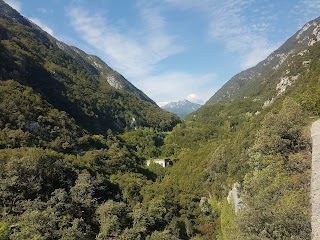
0 1 182 239
0 0 179 140
207 16 320 106
150 16 320 239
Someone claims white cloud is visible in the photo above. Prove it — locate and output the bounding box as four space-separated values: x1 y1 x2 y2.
4 0 21 11
299 0 320 15
37 8 52 14
165 0 278 69
29 18 54 36
67 4 216 103
241 39 279 69
67 6 182 79
136 71 217 103
186 94 203 104
207 0 276 68
164 0 211 11
165 0 320 70
67 5 220 104
158 102 169 107
291 0 320 27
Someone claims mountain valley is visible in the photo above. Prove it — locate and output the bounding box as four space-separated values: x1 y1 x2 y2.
1 1 320 239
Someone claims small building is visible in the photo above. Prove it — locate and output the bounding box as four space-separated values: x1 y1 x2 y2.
146 158 171 167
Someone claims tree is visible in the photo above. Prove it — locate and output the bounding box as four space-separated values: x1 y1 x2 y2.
110 173 151 207
59 218 91 240
146 230 180 240
0 222 10 240
237 98 311 239
253 98 306 155
96 200 129 239
70 170 96 208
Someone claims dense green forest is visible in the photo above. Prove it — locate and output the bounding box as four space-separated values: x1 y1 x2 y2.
1 1 320 239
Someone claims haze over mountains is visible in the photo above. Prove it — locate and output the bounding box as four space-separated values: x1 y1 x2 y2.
1 0 320 239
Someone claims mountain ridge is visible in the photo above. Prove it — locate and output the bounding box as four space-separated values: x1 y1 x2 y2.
161 99 201 118
0 0 179 137
207 16 320 106
0 0 154 104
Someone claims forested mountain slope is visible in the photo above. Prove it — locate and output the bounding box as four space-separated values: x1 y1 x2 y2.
0 2 182 239
0 0 179 140
149 16 320 239
208 16 320 105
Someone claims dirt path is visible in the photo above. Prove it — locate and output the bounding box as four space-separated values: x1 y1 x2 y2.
311 119 320 239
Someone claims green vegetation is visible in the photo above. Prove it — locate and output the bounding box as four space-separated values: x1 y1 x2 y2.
0 3 182 239
0 9 180 135
1 2 320 239
136 27 320 238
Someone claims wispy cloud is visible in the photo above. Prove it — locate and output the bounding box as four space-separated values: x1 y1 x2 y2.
165 0 279 69
291 0 320 27
4 0 21 11
186 94 204 104
67 5 182 79
66 3 218 103
241 38 279 69
158 102 169 107
302 0 320 9
136 71 217 103
37 8 53 14
29 17 54 36
66 3 217 103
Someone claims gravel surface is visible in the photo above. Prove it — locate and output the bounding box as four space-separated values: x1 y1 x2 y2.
311 120 320 240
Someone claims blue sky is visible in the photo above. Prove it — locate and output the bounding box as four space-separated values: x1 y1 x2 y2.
4 0 320 105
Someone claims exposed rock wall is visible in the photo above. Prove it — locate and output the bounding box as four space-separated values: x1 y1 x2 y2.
311 119 320 239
